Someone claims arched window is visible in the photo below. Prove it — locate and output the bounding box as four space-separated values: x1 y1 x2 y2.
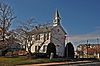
43 45 47 52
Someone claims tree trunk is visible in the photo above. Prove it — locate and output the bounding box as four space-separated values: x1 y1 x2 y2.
27 48 33 59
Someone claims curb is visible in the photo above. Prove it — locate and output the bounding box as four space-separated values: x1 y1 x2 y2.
18 61 92 66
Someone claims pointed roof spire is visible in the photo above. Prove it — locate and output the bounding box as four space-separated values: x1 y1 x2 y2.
55 9 60 19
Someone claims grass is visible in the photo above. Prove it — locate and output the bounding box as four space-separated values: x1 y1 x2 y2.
0 56 27 66
0 56 67 66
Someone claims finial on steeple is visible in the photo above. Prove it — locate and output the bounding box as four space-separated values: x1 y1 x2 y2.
53 9 61 26
55 10 60 18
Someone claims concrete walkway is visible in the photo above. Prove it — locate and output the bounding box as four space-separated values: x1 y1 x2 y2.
19 61 92 66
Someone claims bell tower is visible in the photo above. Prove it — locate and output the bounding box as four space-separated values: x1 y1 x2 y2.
53 10 61 26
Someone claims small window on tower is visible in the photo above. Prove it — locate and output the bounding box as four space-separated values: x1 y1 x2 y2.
57 29 59 32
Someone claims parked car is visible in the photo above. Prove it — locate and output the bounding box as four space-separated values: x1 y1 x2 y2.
32 53 48 58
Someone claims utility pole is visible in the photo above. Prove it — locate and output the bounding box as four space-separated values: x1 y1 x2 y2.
82 45 84 58
97 38 99 58
87 40 88 58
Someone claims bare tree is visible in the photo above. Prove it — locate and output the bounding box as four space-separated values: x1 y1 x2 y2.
15 18 36 57
0 2 15 41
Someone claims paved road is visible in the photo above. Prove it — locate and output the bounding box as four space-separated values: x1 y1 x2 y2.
57 62 100 66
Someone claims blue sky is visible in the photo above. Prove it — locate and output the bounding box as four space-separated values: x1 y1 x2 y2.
1 0 100 47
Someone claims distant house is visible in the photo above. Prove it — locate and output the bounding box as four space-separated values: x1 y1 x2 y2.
26 10 67 57
76 44 100 58
83 48 96 55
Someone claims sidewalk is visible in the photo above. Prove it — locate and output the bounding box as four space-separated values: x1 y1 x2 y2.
19 61 92 66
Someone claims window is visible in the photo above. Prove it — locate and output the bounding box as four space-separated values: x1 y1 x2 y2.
35 46 38 52
57 29 59 32
35 35 37 40
44 34 46 41
38 35 40 40
43 45 46 52
38 46 41 50
35 46 41 52
35 34 40 40
47 33 49 40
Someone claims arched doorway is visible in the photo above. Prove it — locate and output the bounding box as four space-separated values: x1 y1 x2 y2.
46 42 56 57
65 42 74 59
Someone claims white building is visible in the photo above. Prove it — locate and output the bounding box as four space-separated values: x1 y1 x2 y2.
27 10 67 57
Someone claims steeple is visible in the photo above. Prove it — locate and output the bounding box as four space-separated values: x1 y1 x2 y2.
53 10 61 26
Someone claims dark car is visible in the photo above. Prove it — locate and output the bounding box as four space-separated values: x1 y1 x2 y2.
32 53 48 58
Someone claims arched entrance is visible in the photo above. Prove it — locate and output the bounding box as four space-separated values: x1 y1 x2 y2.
65 42 74 59
46 42 56 57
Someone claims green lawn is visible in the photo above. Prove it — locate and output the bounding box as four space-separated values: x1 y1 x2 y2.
0 56 67 66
